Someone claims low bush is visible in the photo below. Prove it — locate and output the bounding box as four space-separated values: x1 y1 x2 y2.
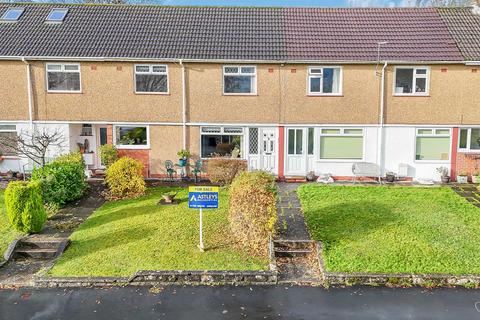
31 152 87 206
100 144 118 168
229 171 277 256
207 159 247 185
105 157 146 200
4 181 47 233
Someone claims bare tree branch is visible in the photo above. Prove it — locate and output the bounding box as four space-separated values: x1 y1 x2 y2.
0 127 67 166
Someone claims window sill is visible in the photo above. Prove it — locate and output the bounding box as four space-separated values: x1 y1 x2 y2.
222 93 258 96
393 94 430 97
134 91 170 95
116 146 151 150
414 159 450 164
0 156 20 160
47 90 82 94
457 150 480 154
307 94 343 97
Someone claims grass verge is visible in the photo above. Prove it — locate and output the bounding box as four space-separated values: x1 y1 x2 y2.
48 187 268 277
298 185 480 275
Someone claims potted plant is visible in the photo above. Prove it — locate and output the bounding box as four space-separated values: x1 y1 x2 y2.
457 170 468 184
472 171 480 184
385 171 396 183
436 166 450 184
5 170 14 180
162 191 178 204
306 171 316 182
177 149 191 167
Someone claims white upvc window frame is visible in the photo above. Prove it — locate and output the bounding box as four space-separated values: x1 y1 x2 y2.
134 64 169 94
458 128 480 153
393 66 430 96
1 7 24 22
414 128 451 163
222 65 257 96
113 125 150 150
307 66 343 96
46 63 82 93
200 126 245 159
0 124 18 158
45 8 68 23
317 127 365 162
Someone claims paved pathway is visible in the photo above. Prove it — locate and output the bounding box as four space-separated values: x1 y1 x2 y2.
0 181 104 288
275 183 320 284
451 183 480 208
2 285 480 319
276 183 310 240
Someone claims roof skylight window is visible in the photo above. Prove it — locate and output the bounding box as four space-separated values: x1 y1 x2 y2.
46 8 68 22
1 8 24 21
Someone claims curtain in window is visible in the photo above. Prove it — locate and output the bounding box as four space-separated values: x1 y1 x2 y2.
320 136 363 159
415 137 450 160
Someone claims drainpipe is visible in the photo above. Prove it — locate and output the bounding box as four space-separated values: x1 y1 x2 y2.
377 61 388 174
21 57 34 131
180 59 187 150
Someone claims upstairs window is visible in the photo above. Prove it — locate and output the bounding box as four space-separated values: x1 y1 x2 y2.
134 65 168 93
46 8 68 22
223 66 256 95
1 8 24 22
415 128 450 161
308 67 342 95
395 67 429 95
46 63 81 92
459 128 480 152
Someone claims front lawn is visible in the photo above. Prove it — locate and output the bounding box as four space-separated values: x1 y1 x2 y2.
0 189 21 260
49 187 268 277
298 185 480 275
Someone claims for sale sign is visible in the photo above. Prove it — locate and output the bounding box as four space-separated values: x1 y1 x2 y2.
188 186 219 209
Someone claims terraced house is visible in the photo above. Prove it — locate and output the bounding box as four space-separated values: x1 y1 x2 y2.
0 3 479 181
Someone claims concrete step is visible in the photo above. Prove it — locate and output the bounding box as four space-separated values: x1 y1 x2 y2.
274 240 315 250
14 248 58 260
274 248 312 258
18 238 65 250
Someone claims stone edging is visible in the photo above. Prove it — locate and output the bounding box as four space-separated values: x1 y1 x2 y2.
316 242 480 288
33 239 278 288
3 238 20 262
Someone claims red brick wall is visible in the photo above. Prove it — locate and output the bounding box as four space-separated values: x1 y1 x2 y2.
455 152 480 181
118 149 150 177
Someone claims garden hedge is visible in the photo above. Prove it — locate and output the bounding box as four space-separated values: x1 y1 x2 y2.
5 180 47 233
206 159 247 185
229 171 277 256
31 152 87 206
105 157 146 200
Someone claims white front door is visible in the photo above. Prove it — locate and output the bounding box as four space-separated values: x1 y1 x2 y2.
286 128 307 175
260 128 277 174
247 127 278 174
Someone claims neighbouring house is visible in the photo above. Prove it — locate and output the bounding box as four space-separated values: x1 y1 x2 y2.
0 4 479 181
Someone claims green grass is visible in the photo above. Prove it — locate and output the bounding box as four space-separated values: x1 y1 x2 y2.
298 185 480 275
48 187 268 277
0 189 21 260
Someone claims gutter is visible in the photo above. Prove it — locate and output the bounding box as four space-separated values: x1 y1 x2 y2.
0 55 468 65
21 57 34 131
180 59 187 149
377 61 388 174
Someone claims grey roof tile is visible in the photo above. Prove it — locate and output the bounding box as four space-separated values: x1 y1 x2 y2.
0 4 469 62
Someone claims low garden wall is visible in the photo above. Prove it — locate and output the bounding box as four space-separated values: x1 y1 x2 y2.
316 242 480 288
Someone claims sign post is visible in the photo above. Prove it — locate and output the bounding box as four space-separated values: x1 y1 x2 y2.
188 186 219 252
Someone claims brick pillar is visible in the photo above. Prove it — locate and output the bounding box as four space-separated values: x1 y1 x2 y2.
107 124 113 144
278 126 285 179
451 127 458 180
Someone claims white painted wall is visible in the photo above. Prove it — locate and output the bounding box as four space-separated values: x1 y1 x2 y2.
383 127 450 181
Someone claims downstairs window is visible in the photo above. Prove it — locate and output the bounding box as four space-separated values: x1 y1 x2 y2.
415 128 450 161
